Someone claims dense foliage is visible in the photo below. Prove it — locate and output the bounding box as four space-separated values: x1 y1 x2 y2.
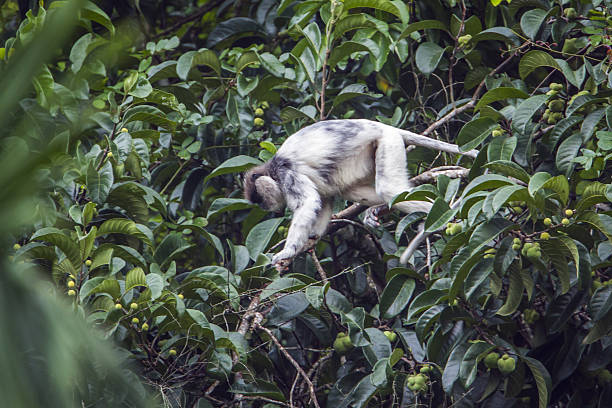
3 0 612 406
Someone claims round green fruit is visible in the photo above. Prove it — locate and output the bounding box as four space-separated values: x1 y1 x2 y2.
451 223 462 234
130 302 138 310
85 259 92 267
512 244 521 251
383 330 397 342
169 349 177 356
178 293 184 300
333 333 353 354
548 100 565 112
492 129 503 137
497 354 516 375
141 323 149 331
543 218 552 226
420 365 432 374
254 108 264 117
67 289 76 296
484 352 500 369
564 8 577 19
131 317 139 324
254 117 265 127
13 243 20 250
550 83 564 91
561 218 570 226
546 90 558 96
540 232 550 240
67 280 75 288
526 247 542 259
115 303 122 310
565 209 574 217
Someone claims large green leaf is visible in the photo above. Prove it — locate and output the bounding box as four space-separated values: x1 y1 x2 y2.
205 155 263 181
475 87 529 111
31 227 81 268
86 160 114 204
245 218 284 260
512 94 548 132
379 275 415 319
415 42 444 75
518 50 560 79
456 117 497 151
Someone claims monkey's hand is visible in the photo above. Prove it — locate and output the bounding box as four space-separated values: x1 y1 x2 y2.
271 250 295 272
363 204 388 228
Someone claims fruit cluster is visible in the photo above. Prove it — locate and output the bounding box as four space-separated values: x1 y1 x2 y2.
253 101 269 128
406 373 428 393
521 242 541 259
523 308 540 324
445 222 462 235
483 352 516 375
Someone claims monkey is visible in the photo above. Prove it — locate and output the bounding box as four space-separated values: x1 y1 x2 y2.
243 119 478 271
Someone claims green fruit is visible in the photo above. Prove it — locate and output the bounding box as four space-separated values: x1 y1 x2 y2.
492 129 503 137
540 232 550 240
254 117 265 127
254 108 264 116
547 116 558 125
497 354 516 375
458 34 472 46
564 8 577 19
561 218 570 226
67 289 76 296
513 238 521 245
85 259 92 267
512 244 521 251
141 323 149 331
565 209 574 217
67 280 75 288
261 101 270 109
115 303 122 310
383 330 397 342
512 206 523 214
550 83 564 91
543 218 552 226
131 317 139 324
526 247 542 259
484 352 500 369
13 243 20 250
552 112 563 120
484 248 496 254
546 90 558 96
523 309 540 324
593 280 603 290
130 302 138 310
548 100 564 112
169 349 177 356
333 333 353 354
451 223 462 234
420 365 432 374
178 293 184 300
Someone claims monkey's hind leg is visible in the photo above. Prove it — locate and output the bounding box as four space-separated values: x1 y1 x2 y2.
374 132 433 214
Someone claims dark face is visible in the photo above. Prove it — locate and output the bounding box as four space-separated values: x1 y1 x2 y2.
244 166 265 206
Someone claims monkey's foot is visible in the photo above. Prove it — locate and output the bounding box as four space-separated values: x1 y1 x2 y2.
363 205 388 228
271 250 295 272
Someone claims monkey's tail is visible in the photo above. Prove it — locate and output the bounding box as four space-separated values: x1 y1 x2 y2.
396 128 479 159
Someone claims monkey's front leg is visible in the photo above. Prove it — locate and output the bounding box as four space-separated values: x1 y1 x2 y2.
271 196 325 271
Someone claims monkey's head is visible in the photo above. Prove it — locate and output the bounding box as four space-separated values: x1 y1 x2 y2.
244 164 285 212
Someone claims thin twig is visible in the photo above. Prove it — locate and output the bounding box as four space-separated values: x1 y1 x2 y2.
309 250 328 284
257 320 321 408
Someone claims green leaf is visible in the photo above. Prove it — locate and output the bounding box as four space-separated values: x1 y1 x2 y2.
86 160 114 204
207 198 254 218
69 33 92 73
472 27 520 45
125 267 147 292
528 172 551 197
90 278 121 300
456 117 497 151
245 218 284 260
146 273 164 300
496 261 523 315
176 49 221 80
512 94 548 132
406 289 447 320
379 275 415 319
475 87 529 112
415 42 444 75
259 52 285 77
332 83 382 107
442 342 469 393
459 341 495 387
235 51 259 74
520 9 548 40
31 227 81 268
343 0 401 17
518 50 560 80
424 197 457 232
521 356 552 408
328 41 372 69
540 175 570 206
590 286 612 321
398 19 448 40
81 1 115 35
484 161 530 184
556 133 582 175
97 219 152 246
205 155 262 181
